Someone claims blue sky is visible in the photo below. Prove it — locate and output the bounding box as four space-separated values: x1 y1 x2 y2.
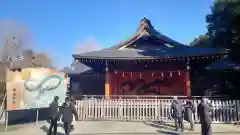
0 0 213 69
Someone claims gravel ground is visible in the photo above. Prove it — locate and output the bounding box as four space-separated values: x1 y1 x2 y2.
1 121 240 135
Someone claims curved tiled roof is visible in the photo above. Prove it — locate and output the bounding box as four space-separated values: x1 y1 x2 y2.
206 56 240 70
72 18 229 61
73 47 229 60
110 17 185 49
61 61 104 74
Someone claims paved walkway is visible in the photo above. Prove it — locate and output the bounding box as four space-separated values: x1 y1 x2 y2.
1 121 240 135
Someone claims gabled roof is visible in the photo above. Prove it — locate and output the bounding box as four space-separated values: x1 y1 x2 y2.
60 61 92 74
206 56 240 70
60 61 104 75
109 17 185 49
72 18 229 61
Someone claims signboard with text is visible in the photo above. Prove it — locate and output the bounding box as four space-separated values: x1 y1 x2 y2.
6 68 68 110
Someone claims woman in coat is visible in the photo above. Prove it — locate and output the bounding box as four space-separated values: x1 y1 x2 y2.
184 99 196 131
198 98 213 135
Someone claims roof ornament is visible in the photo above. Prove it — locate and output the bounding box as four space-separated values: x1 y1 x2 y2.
107 18 185 49
143 15 147 19
138 17 153 32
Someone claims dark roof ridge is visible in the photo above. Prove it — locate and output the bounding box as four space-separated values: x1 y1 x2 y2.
111 17 185 49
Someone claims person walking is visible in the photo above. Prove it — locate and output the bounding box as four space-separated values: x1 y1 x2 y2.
184 99 196 131
69 96 76 132
59 97 79 135
48 96 59 135
197 98 213 135
170 96 184 132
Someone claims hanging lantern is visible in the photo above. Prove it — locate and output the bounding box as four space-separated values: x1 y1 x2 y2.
152 72 154 77
186 65 190 70
140 72 142 78
122 72 125 77
169 72 172 77
178 70 181 75
161 72 164 77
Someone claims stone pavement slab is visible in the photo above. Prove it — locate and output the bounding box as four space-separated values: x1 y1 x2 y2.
1 121 240 135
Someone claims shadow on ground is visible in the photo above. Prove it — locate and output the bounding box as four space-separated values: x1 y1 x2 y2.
145 122 240 135
156 130 240 135
0 123 29 132
144 122 180 135
40 122 65 135
144 121 175 131
45 120 65 129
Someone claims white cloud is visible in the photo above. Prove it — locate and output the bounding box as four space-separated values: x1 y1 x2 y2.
74 37 102 54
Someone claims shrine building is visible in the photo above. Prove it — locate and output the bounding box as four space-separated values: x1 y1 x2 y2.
67 18 228 97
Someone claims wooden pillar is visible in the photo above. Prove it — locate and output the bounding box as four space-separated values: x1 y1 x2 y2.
185 71 191 97
185 58 191 97
105 62 111 97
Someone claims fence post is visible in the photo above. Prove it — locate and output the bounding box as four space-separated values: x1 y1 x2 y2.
35 108 39 125
236 100 240 122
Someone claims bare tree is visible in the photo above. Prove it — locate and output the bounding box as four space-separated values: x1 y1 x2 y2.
21 49 35 67
34 52 54 69
0 20 56 102
0 20 32 61
0 20 55 69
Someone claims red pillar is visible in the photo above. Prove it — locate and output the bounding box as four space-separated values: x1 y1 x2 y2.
105 62 111 97
185 71 191 96
105 72 111 97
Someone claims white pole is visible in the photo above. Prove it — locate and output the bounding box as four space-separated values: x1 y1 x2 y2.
5 111 8 132
0 93 6 119
35 108 39 125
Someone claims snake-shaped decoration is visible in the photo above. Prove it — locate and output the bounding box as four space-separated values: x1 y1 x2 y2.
24 74 63 99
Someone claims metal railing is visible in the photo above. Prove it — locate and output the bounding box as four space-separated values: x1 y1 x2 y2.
75 98 240 123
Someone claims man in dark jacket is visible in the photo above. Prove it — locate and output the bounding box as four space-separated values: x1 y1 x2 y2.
48 96 59 135
197 98 213 135
184 99 196 131
70 96 76 106
59 97 79 135
70 96 76 132
170 96 184 132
